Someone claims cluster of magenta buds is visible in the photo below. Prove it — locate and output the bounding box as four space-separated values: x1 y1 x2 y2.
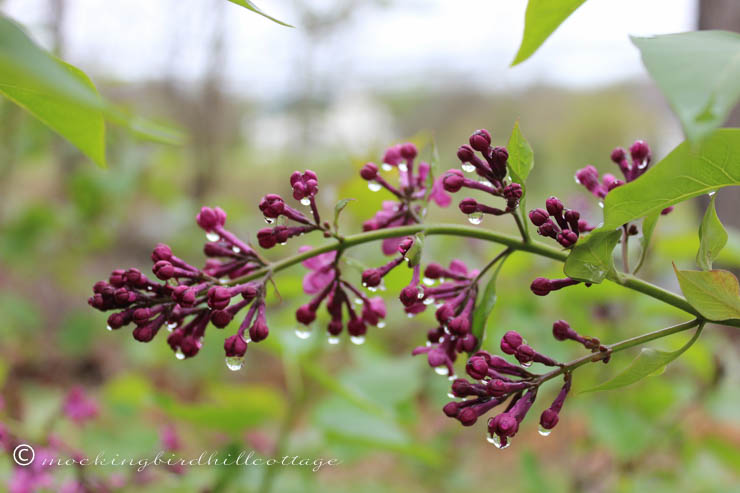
410 259 481 376
442 320 603 448
575 140 673 215
88 206 272 371
360 143 451 254
295 247 387 345
529 196 594 249
257 170 334 248
441 129 523 225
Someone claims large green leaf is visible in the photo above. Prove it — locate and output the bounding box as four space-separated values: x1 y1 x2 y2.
697 194 728 271
0 15 183 165
602 129 740 230
511 0 588 66
470 254 509 349
674 265 740 321
226 0 293 27
1 61 105 166
583 324 703 392
507 121 534 237
632 31 740 143
563 229 621 283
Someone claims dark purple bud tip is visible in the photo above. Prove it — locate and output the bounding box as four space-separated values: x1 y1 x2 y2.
556 230 578 248
610 147 626 164
552 320 572 341
427 347 448 368
151 243 173 262
466 356 489 380
208 286 232 310
435 303 454 324
133 325 156 342
327 319 343 336
249 319 269 343
443 401 460 418
503 183 522 201
211 310 234 328
442 169 465 193
540 408 559 430
515 344 535 365
451 378 471 397
448 315 470 336
496 413 519 437
399 285 421 307
153 260 175 280
457 407 478 426
469 129 492 152
424 263 444 279
459 198 478 215
545 197 564 217
629 140 650 163
224 334 247 358
348 318 367 337
398 237 414 255
490 146 509 166
500 330 523 355
362 268 382 288
257 228 277 249
296 304 316 325
360 162 379 180
530 277 552 296
400 143 418 160
196 206 226 232
457 145 475 163
259 194 285 218
528 208 550 227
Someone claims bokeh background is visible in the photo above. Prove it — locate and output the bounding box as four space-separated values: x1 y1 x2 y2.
1 0 740 491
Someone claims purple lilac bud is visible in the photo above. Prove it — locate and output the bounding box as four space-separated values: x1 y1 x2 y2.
469 129 492 152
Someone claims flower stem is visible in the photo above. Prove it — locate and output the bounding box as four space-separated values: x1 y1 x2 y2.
228 222 740 328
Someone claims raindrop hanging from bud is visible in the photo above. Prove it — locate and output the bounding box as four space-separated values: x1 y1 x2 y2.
206 232 220 242
367 182 382 192
461 162 476 173
350 335 366 345
300 197 311 206
538 425 552 437
468 212 483 225
225 356 243 371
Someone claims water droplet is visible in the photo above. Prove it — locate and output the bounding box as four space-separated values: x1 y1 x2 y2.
520 361 532 368
637 159 648 170
376 321 386 329
146 285 153 291
598 201 604 209
328 336 340 345
708 190 717 197
461 163 476 173
379 282 386 292
366 285 377 292
295 328 312 339
486 435 498 446
367 182 382 192
574 176 581 185
426 341 432 347
448 375 456 381
175 349 185 360
225 356 243 371
232 246 241 254
354 298 363 305
447 392 456 399
434 366 449 376
206 232 220 242
381 163 393 171
398 163 408 172
538 425 552 437
264 217 274 224
350 335 365 345
478 179 493 187
467 212 483 225
279 242 287 246
167 322 177 332
106 324 113 331
243 336 252 343
416 285 425 299
423 297 435 305
407 313 414 318
300 197 311 206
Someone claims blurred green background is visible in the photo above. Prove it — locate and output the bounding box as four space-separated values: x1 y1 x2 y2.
1 1 740 492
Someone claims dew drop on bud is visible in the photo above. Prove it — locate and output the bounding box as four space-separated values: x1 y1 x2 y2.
264 217 274 224
295 328 312 340
350 335 365 345
367 182 382 192
167 322 177 332
422 277 435 286
398 163 408 172
376 321 386 329
479 179 493 187
232 246 241 254
146 286 153 291
279 242 287 246
328 336 340 345
300 197 311 206
598 201 604 209
434 366 449 376
461 162 476 173
366 285 377 292
381 163 393 171
538 425 552 437
225 356 243 371
447 392 455 399
423 297 435 305
520 361 532 368
407 313 414 318
467 212 483 225
106 324 113 331
175 349 185 360
486 435 497 446
354 298 363 305
416 285 424 299
206 232 220 242
448 374 456 381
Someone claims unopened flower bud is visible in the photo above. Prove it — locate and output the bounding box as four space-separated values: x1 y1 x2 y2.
469 129 491 152
224 334 247 357
459 198 478 214
360 162 379 180
530 277 551 296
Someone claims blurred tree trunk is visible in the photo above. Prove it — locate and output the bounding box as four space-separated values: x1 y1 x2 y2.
697 0 740 230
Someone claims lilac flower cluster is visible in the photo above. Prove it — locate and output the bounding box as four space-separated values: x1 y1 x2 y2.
360 143 451 254
441 129 523 224
442 320 603 447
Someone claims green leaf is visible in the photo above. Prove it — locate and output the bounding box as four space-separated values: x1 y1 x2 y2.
1 61 106 166
511 0 588 66
583 323 703 392
634 212 659 274
333 197 355 232
697 194 728 270
563 229 621 283
632 31 740 143
470 254 509 348
226 0 293 27
674 265 740 321
602 129 740 229
507 121 534 237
